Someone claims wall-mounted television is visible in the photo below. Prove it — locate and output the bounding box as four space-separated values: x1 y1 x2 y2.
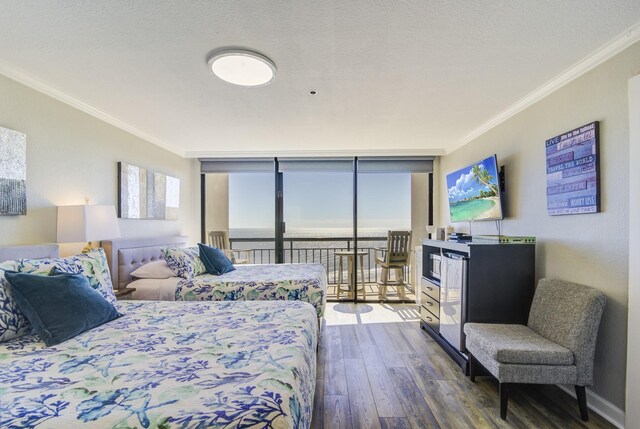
446 155 504 222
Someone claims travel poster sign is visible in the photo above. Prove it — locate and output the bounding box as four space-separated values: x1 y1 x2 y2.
545 121 600 215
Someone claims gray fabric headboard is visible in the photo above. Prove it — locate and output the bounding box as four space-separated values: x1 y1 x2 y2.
102 236 188 289
0 244 59 263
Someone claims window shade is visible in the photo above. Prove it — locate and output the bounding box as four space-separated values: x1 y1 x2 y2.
277 158 354 172
199 158 275 173
357 157 434 173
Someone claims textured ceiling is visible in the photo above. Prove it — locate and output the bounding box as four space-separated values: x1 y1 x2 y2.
0 1 639 157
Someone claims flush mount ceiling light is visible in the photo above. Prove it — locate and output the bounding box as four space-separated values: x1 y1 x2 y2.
208 49 276 87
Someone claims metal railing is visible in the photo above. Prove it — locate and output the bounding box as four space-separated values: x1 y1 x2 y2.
229 236 411 286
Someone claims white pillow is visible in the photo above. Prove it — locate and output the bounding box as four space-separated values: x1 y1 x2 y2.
130 260 176 279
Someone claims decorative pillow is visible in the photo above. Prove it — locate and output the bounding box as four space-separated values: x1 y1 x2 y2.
198 243 236 276
161 246 206 279
0 260 32 343
4 269 122 347
14 248 117 304
130 260 176 279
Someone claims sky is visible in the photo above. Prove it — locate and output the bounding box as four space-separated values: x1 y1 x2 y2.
228 172 411 230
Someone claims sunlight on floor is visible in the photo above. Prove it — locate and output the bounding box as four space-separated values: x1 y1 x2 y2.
325 283 417 303
323 302 420 326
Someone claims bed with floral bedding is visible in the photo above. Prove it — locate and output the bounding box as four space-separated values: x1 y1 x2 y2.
173 263 327 318
0 299 318 429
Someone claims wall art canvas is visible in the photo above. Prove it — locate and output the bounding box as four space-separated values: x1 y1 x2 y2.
0 127 27 215
118 162 180 220
545 121 600 215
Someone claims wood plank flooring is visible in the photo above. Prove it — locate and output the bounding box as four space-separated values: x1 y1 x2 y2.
311 303 615 429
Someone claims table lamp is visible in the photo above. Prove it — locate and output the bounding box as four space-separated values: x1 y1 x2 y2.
56 205 121 252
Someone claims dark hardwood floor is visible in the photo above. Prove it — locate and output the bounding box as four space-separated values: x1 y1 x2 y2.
311 304 615 429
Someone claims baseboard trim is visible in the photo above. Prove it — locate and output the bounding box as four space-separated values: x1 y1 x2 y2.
557 385 625 428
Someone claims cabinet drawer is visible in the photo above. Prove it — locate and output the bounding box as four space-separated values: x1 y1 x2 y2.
421 306 439 332
421 293 440 319
421 277 440 302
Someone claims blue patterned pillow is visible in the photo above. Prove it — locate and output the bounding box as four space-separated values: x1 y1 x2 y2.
4 269 122 346
14 248 117 304
0 260 32 343
198 243 236 275
162 246 206 279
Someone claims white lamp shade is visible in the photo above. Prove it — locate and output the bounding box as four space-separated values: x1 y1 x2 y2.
57 205 121 243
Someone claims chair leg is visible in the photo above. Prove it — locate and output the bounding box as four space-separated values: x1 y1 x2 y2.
468 353 476 382
398 267 405 300
337 256 343 299
359 255 366 301
575 385 589 421
380 267 388 299
499 383 509 420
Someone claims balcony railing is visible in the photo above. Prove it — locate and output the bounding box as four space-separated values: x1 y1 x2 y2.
229 236 412 286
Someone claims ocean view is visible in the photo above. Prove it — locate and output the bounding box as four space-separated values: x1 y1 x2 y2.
228 227 406 284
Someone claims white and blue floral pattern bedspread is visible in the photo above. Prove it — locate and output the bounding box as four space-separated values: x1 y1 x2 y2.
0 300 318 429
175 264 327 318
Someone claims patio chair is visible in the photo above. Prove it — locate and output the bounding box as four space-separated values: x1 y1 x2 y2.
464 278 606 421
374 230 412 299
206 230 251 264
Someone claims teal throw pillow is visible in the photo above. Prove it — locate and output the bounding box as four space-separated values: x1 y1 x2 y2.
4 268 122 346
198 243 236 276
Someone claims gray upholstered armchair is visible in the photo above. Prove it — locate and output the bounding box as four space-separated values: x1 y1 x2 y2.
464 278 606 421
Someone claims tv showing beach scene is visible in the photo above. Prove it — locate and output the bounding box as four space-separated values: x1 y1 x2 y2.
446 155 504 222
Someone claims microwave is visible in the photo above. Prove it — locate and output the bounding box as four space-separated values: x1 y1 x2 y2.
429 254 442 280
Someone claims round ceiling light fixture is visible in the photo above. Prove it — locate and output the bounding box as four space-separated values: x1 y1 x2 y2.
208 49 276 87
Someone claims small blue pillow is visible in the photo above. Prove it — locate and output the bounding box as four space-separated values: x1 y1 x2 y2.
4 269 122 347
198 243 236 276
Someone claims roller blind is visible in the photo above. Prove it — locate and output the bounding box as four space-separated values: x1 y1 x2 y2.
200 157 433 173
357 157 434 172
277 158 354 172
199 158 275 173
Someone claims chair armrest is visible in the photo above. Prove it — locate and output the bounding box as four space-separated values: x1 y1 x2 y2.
373 248 386 265
232 249 253 257
373 248 386 257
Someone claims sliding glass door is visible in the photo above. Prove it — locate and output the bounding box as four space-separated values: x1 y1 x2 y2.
357 172 412 302
280 160 355 300
228 173 275 264
201 156 432 302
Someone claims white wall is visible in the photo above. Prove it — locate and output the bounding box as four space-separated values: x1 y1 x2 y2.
439 41 640 412
626 74 640 427
410 172 430 247
0 74 199 248
204 173 230 237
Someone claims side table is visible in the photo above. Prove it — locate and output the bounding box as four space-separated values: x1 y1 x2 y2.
335 250 367 300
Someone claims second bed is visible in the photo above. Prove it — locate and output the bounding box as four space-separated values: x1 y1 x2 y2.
103 237 328 318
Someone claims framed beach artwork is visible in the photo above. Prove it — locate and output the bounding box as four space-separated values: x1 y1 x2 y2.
0 127 27 215
117 162 180 220
545 121 600 216
446 155 504 222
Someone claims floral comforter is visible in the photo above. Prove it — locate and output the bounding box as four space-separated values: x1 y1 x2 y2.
175 264 327 318
0 300 318 429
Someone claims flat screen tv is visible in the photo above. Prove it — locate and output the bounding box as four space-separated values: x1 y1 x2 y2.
446 155 504 222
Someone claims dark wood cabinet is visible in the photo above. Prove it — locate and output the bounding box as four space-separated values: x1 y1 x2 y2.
420 239 535 372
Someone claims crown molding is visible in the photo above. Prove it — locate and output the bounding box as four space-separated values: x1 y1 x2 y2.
0 60 185 157
449 19 640 154
184 148 446 158
1 18 639 159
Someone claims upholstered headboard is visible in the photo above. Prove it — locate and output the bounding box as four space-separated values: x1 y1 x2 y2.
0 244 59 263
102 236 188 289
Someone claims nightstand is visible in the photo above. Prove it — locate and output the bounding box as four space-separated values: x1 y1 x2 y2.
113 288 136 300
